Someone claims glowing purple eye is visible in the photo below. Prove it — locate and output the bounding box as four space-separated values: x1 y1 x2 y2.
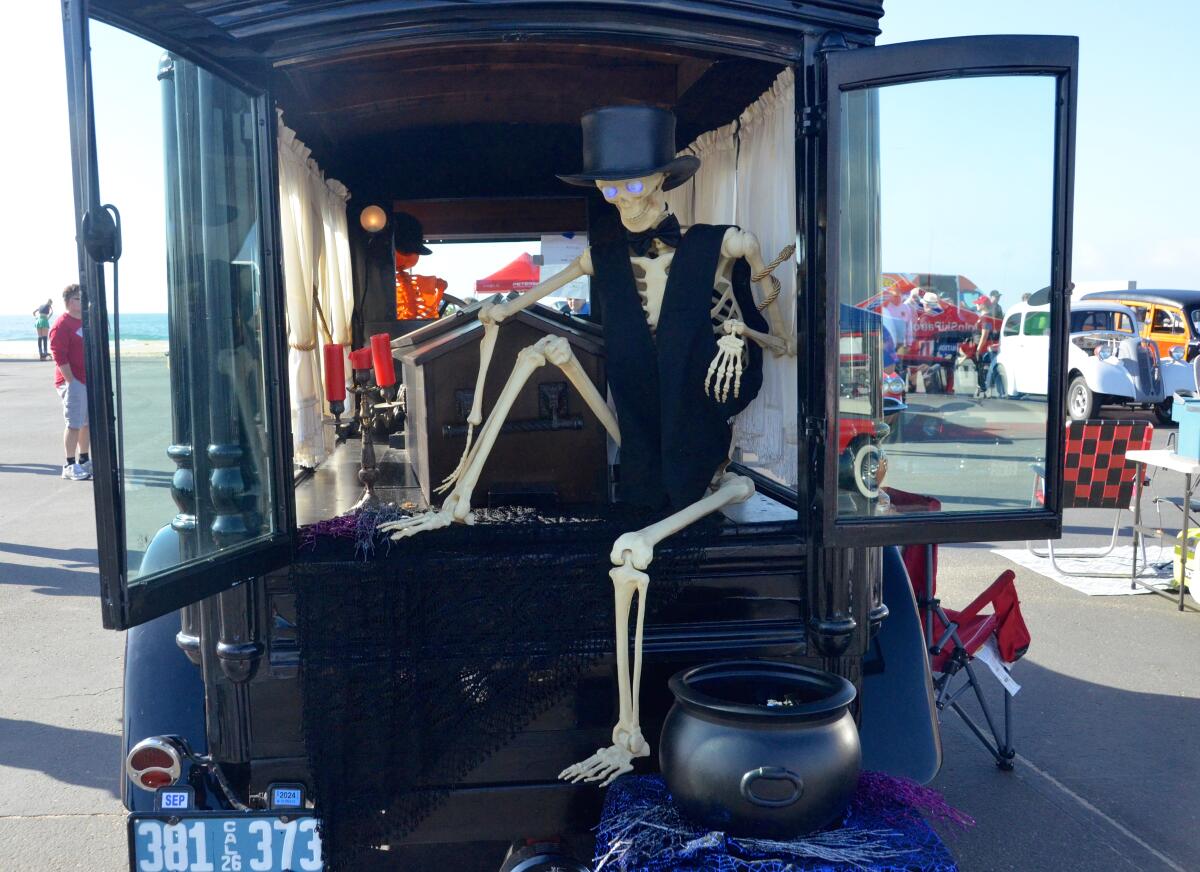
602 186 619 199
625 180 645 194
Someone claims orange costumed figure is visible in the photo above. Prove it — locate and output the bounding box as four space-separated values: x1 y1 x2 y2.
393 212 447 319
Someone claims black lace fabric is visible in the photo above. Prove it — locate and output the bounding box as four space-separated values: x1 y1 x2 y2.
294 506 715 869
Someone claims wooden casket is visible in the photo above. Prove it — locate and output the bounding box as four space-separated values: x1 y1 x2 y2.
397 303 609 506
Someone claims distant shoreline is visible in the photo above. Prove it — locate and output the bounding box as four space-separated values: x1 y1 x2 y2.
0 339 169 360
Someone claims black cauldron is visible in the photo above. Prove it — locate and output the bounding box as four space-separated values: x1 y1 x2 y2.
660 660 860 839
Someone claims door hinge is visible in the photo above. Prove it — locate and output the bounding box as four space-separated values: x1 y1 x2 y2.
799 105 824 138
804 415 827 441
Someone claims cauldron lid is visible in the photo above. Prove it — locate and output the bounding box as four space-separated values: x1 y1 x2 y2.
669 660 856 722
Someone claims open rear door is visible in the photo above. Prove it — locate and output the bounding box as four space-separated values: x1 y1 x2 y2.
62 0 294 629
817 35 1078 547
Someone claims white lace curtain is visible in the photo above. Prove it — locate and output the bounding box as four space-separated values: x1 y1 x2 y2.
664 120 738 227
668 69 799 489
733 69 798 490
277 111 354 469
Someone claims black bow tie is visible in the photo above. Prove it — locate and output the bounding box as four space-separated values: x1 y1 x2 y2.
627 214 682 257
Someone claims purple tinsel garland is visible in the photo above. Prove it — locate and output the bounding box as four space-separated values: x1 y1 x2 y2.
299 506 408 557
594 774 969 872
854 771 974 829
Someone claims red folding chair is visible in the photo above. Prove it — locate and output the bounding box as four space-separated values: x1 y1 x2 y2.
886 487 1032 770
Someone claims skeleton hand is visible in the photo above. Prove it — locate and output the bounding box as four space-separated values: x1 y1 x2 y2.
705 321 746 402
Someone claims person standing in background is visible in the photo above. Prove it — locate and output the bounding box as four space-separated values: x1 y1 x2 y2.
32 298 52 360
989 289 1004 324
49 284 91 481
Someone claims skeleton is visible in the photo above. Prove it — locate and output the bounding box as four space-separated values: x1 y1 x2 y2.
380 168 796 786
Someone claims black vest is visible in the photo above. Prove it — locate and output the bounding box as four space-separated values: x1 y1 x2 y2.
591 224 769 510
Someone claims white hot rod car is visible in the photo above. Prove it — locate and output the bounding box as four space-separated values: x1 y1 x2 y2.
994 300 1192 422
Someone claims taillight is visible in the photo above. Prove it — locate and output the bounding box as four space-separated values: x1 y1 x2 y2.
139 770 173 789
129 747 174 771
126 737 183 792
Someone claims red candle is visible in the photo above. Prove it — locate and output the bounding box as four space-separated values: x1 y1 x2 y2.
370 333 396 387
348 347 373 371
323 343 346 402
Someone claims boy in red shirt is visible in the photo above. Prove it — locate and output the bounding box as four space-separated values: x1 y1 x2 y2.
49 284 90 481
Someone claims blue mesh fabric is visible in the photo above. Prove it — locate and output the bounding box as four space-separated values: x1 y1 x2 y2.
594 775 958 872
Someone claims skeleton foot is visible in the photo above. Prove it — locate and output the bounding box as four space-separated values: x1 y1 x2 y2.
378 493 474 539
559 729 649 788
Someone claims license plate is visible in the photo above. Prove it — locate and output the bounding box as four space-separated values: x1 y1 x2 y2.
129 813 322 871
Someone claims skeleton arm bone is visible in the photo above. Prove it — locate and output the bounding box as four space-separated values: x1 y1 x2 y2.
716 319 789 356
721 228 795 357
481 252 593 324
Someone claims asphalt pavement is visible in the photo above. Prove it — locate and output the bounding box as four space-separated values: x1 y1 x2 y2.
1 357 1198 871
0 358 125 871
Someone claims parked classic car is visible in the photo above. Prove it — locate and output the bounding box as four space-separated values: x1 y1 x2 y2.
994 299 1190 421
60 1 1079 867
1083 289 1200 363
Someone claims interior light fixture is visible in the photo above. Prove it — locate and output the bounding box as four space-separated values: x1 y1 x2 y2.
360 205 388 233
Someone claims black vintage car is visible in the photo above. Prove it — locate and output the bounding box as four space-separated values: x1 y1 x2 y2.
62 2 1076 869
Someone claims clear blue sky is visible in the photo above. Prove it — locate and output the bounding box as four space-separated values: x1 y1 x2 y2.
0 1 1194 313
877 1 1199 293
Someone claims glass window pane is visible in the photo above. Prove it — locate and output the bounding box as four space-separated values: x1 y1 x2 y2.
1024 312 1051 337
90 21 276 583
836 76 1057 517
1153 307 1185 334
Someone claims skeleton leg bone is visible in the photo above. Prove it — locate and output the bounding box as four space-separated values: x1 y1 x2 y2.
559 473 756 787
380 339 551 538
380 335 618 539
436 319 500 493
543 338 622 445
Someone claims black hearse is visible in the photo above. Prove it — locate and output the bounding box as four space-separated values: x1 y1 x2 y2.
61 2 1076 868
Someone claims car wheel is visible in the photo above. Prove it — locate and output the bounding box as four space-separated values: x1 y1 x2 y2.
1067 375 1097 421
852 440 883 499
1154 398 1174 425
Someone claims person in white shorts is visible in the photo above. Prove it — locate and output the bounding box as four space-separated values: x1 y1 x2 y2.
49 284 91 481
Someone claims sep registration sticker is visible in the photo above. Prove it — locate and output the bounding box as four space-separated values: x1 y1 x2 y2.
131 814 322 871
155 787 193 812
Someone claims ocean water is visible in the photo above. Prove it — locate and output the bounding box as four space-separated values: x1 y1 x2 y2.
0 312 168 342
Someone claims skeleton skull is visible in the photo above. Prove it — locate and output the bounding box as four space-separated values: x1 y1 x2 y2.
596 172 667 232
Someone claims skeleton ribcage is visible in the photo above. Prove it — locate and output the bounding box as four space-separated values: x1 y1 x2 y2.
631 259 745 338
710 276 742 329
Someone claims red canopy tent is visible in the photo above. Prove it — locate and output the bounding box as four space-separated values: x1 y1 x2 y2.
475 252 540 294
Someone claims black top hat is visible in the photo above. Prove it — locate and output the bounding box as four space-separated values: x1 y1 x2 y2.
558 105 700 192
393 211 432 255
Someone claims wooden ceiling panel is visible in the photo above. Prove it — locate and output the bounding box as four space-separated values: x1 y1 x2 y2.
289 66 678 137
280 41 706 143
